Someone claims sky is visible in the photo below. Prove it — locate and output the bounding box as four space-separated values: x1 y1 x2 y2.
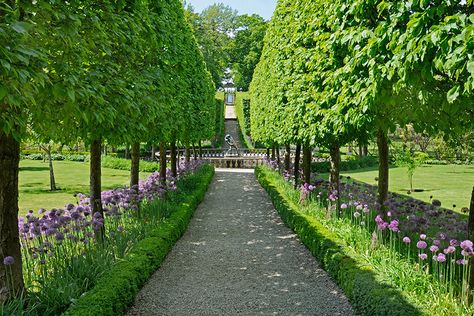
187 0 277 20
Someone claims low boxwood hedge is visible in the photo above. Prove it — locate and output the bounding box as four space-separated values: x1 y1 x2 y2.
63 165 214 316
255 166 423 316
311 155 378 173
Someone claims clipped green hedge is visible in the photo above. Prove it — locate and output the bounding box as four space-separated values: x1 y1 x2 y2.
255 166 423 316
63 165 215 316
101 156 160 173
311 155 378 173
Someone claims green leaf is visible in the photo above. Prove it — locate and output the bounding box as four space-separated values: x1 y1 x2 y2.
447 85 460 103
11 21 33 33
0 85 7 101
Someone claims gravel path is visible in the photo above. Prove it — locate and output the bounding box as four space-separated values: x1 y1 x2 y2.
127 171 354 316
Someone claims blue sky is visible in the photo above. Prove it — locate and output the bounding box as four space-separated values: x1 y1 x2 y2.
187 0 277 20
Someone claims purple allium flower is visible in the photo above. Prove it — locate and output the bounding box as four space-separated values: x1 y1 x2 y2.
433 239 441 246
387 211 392 217
403 237 411 244
444 246 456 254
388 220 399 232
456 259 468 265
55 232 65 241
420 234 426 240
3 256 14 266
461 240 473 250
430 245 439 253
417 241 428 249
437 253 447 263
418 253 428 260
450 239 458 246
439 232 446 240
341 203 348 209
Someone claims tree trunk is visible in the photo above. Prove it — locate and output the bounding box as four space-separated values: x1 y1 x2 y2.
468 187 474 303
359 144 363 157
124 144 130 159
377 128 389 217
198 140 203 158
159 142 167 186
171 141 177 177
130 142 140 188
329 143 341 216
47 145 57 191
0 131 24 302
151 145 156 161
294 143 301 189
271 144 276 160
90 138 104 223
185 145 191 164
192 143 197 160
276 144 281 165
266 148 270 159
363 145 368 156
303 143 311 184
284 144 291 171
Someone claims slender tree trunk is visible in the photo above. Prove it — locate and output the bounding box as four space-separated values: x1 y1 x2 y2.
363 145 368 156
0 131 24 302
276 144 281 165
192 143 197 160
329 143 341 216
151 145 156 161
47 145 57 191
271 144 276 160
171 140 177 177
359 144 363 157
468 187 474 303
90 138 104 220
185 144 191 164
159 142 167 186
377 128 389 217
294 143 301 189
198 140 203 158
266 147 270 159
130 142 140 188
303 143 311 184
124 144 130 159
284 144 291 171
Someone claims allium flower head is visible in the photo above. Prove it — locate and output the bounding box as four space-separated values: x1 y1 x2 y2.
3 256 14 265
417 241 428 249
418 253 428 260
430 245 439 253
461 240 473 250
437 253 446 263
353 211 361 218
341 203 348 209
402 237 411 244
444 246 456 254
420 234 426 240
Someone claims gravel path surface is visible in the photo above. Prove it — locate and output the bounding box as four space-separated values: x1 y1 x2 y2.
127 171 354 316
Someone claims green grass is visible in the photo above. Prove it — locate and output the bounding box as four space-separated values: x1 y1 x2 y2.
19 160 149 215
336 164 473 210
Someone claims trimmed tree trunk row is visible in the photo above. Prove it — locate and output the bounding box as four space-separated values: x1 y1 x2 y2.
130 142 140 188
303 144 311 185
171 141 177 177
329 143 341 216
284 144 291 171
159 142 167 186
293 143 301 189
0 130 24 302
377 128 389 217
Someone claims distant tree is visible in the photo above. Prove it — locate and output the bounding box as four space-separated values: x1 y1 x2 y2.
185 3 238 88
229 14 267 90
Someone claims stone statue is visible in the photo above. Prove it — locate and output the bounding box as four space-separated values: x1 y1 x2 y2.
225 134 240 156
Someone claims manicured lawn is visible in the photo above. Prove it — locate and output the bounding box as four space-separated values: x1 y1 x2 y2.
19 160 149 215
339 164 473 211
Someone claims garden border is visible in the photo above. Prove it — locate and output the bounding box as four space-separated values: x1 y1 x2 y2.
62 166 215 316
255 166 423 316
